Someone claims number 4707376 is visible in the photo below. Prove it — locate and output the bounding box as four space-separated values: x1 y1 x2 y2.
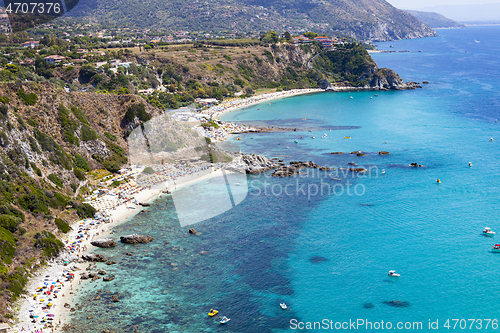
444 319 498 330
5 2 61 14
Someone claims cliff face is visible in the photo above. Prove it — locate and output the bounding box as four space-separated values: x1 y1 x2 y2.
366 68 420 90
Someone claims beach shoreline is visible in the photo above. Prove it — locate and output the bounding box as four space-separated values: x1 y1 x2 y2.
10 88 322 332
11 166 228 332
202 88 323 120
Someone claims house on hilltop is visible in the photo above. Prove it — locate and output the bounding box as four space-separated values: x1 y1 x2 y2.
21 41 40 48
43 55 67 64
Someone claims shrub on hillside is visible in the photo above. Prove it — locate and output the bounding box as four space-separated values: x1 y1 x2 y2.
55 218 71 233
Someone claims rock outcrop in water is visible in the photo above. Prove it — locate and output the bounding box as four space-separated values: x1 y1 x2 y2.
120 234 154 244
91 239 118 248
226 154 284 174
367 69 422 90
82 253 107 262
271 161 331 177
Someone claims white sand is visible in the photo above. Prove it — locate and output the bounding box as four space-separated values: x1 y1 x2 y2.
204 88 323 119
11 167 227 332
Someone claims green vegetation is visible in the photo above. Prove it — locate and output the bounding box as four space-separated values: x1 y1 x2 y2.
48 173 63 187
58 104 79 145
93 140 128 173
0 226 16 265
124 103 151 123
73 202 96 219
73 154 90 171
313 42 376 86
55 218 71 233
73 167 86 181
34 129 73 170
104 131 117 141
17 88 38 106
0 214 22 233
34 231 64 257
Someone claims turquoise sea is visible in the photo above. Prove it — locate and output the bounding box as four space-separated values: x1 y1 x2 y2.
69 26 500 332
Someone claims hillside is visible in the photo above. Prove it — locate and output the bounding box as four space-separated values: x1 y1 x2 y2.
0 82 164 319
406 10 466 29
65 0 437 42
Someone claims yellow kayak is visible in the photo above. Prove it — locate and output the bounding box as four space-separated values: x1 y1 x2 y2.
208 309 218 317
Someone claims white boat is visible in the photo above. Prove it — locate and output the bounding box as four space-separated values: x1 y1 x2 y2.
492 244 500 252
280 303 288 310
469 162 473 167
388 270 400 277
483 227 495 236
475 40 480 43
322 134 327 138
220 316 230 324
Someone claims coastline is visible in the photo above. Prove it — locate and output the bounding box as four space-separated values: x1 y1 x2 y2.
11 87 322 332
202 88 323 119
11 167 227 332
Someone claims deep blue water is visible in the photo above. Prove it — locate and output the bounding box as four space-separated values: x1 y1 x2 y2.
69 26 500 332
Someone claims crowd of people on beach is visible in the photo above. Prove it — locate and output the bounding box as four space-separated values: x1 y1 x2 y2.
203 88 321 119
85 163 214 212
15 216 109 333
201 121 252 142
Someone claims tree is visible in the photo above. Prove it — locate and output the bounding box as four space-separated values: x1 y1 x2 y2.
303 32 319 39
261 31 279 44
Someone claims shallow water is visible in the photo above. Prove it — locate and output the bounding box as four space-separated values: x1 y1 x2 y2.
68 26 500 332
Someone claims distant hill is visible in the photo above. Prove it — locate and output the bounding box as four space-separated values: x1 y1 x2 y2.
406 10 466 29
64 0 436 42
416 3 500 23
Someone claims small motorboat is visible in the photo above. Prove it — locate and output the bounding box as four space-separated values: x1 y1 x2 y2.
236 138 242 141
388 270 400 277
294 140 298 143
490 138 494 142
322 134 327 138
381 169 386 174
220 316 230 324
344 136 351 139
483 227 496 236
208 309 218 317
469 162 473 167
280 303 288 310
311 136 315 139
492 244 500 252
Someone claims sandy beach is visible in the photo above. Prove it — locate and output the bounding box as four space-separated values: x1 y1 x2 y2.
10 88 322 332
11 167 227 332
203 88 323 119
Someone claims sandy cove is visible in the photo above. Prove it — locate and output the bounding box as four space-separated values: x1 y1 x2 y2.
11 167 226 332
11 88 324 331
203 88 323 119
